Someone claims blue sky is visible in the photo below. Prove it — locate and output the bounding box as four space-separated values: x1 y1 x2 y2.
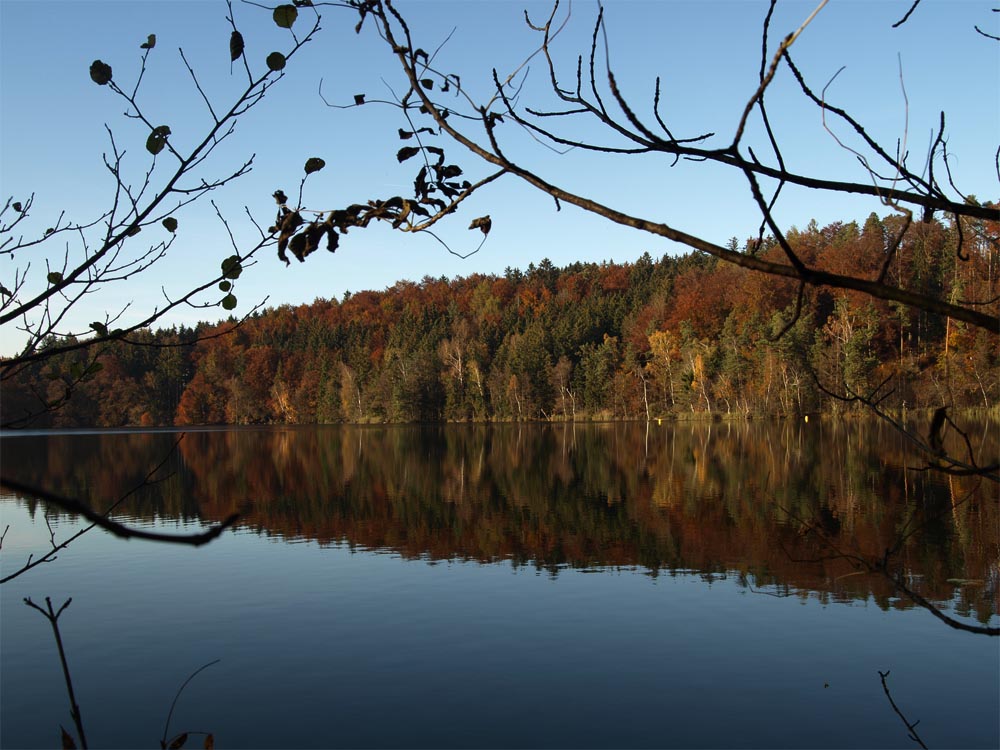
1 1 997 355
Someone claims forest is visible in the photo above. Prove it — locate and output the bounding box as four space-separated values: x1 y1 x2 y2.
3 209 997 428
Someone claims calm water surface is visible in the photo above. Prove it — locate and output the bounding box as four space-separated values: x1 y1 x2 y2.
1 422 997 748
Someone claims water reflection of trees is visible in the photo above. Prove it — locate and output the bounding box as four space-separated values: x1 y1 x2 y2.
3 421 996 623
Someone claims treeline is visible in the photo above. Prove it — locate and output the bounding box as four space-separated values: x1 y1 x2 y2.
3 211 998 427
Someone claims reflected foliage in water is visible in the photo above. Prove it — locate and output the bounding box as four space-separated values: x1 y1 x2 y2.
3 420 997 623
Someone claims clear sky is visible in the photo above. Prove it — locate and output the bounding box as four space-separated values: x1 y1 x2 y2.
1 1 997 355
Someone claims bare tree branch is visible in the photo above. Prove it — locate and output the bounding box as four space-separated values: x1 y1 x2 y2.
1 477 241 548
878 670 929 749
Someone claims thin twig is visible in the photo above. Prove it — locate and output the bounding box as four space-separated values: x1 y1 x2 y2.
161 660 221 747
24 597 89 750
878 670 929 749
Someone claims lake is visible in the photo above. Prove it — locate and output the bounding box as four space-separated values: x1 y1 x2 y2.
1 421 997 748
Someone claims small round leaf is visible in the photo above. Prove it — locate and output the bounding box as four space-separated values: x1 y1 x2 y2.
221 294 238 311
47 271 63 285
266 52 286 71
146 125 170 155
162 217 178 233
89 60 113 85
273 5 298 28
304 157 326 175
221 255 243 279
218 280 231 292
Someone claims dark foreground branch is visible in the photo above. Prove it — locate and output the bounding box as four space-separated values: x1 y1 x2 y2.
23 597 89 750
1 437 242 584
1 477 240 547
889 574 1000 637
778 505 999 637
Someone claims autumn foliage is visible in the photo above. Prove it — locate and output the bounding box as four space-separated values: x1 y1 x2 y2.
3 211 997 427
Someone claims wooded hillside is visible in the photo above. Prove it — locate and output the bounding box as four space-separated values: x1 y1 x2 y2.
4 211 997 427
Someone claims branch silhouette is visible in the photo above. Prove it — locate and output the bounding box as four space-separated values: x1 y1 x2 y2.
0 436 242 584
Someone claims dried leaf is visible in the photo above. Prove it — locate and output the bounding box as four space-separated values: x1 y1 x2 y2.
60 726 77 749
12 201 22 212
203 734 215 750
140 34 156 50
162 217 178 233
353 93 366 106
278 209 303 235
229 31 245 62
273 190 288 205
47 271 63 285
420 78 434 90
392 199 412 228
399 127 433 140
414 165 428 197
304 157 326 174
289 232 307 262
168 732 189 749
396 146 420 163
89 60 112 85
469 215 492 236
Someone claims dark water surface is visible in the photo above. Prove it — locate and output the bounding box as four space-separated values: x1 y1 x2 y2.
1 421 997 748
